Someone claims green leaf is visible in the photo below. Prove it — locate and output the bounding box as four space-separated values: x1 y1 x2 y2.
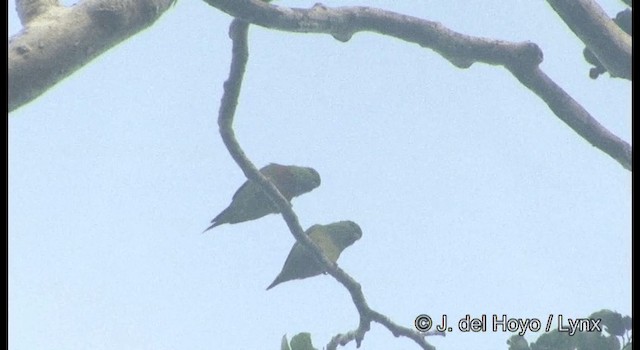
573 331 619 350
281 334 291 350
290 332 317 350
507 335 530 350
622 316 632 331
590 309 625 337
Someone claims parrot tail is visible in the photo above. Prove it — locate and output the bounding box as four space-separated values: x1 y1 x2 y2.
266 275 284 290
202 220 223 233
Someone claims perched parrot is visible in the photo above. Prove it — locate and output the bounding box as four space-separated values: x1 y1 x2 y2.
204 163 321 231
266 221 362 290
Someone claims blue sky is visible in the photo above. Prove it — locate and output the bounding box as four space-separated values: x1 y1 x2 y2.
8 1 631 349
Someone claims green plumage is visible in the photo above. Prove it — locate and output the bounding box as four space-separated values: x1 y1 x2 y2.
266 221 363 290
204 163 321 231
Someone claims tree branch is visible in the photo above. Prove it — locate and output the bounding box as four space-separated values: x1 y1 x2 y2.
508 65 632 170
204 0 631 171
8 0 176 112
16 0 60 24
546 0 632 80
217 18 438 350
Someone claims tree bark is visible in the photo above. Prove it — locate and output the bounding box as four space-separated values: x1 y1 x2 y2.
9 0 176 112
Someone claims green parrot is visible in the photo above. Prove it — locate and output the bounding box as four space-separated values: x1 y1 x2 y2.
266 221 362 290
204 163 321 231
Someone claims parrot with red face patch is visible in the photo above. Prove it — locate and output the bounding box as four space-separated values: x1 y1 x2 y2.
266 221 362 290
204 163 321 231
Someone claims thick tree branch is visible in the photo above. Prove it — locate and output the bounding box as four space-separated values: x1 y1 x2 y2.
508 65 632 170
218 18 437 350
204 0 541 68
16 0 60 24
546 0 632 80
8 0 176 112
204 0 631 171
